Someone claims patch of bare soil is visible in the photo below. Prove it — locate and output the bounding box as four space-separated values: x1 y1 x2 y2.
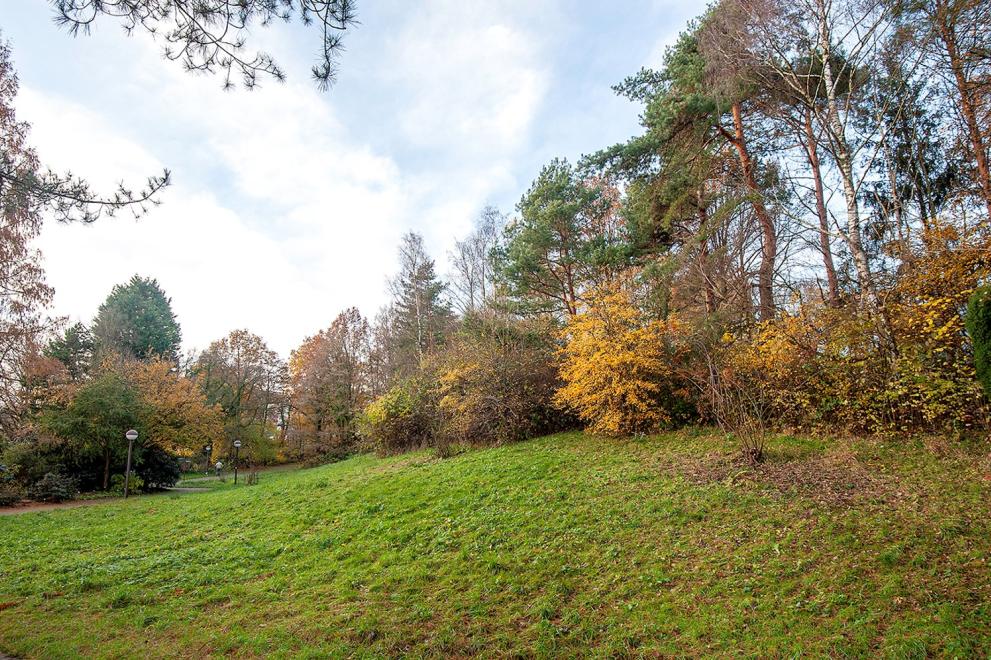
671 446 889 506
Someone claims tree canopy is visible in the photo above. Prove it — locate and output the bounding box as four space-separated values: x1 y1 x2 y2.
92 275 182 362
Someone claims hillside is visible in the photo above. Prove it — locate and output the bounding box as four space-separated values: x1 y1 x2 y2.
1 431 990 657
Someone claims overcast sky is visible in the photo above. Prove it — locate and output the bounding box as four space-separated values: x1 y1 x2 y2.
4 0 698 356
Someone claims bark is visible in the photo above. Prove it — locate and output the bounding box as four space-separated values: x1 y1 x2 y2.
882 136 905 243
558 237 579 317
103 448 110 490
697 188 718 314
803 110 840 305
728 102 776 321
938 8 991 218
817 10 880 310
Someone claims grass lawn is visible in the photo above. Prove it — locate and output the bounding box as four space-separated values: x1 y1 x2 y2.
1 430 990 657
174 463 306 492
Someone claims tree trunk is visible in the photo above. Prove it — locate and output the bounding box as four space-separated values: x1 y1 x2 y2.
103 448 111 490
817 10 879 311
939 11 991 218
729 102 776 321
803 110 840 305
697 188 717 314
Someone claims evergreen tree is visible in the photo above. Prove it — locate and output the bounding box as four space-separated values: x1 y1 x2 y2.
92 276 182 362
43 322 94 380
497 159 622 317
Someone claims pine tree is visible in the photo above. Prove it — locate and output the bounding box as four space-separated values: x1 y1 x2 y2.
43 322 94 380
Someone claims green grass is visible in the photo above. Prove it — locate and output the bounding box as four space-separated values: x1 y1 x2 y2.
1 431 990 657
174 463 306 491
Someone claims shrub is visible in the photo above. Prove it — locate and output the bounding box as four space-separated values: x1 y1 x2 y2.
137 445 182 489
723 225 991 436
0 483 23 506
302 447 350 467
28 472 78 502
1 437 68 488
433 312 565 446
109 473 145 496
0 468 23 506
967 285 991 400
0 465 20 505
359 377 438 455
555 285 692 436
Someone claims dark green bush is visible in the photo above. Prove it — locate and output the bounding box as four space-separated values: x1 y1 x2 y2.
28 472 78 503
137 445 181 489
967 285 991 399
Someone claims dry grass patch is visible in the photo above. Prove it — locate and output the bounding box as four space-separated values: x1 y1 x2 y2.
670 441 891 506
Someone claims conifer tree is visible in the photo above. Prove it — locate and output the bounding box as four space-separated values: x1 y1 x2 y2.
92 276 182 362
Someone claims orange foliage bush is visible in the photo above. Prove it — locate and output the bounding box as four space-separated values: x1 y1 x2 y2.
725 223 991 435
555 284 692 436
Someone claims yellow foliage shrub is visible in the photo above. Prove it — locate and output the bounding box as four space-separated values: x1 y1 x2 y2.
726 223 991 435
555 285 690 436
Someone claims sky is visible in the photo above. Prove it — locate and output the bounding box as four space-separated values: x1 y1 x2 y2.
4 0 700 357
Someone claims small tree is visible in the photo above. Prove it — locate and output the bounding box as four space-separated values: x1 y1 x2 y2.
555 284 689 436
42 372 142 490
967 286 991 399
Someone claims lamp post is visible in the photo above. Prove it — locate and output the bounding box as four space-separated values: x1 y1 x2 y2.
233 439 242 485
123 429 138 498
203 444 212 475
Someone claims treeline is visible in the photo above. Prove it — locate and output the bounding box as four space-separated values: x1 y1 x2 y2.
3 0 991 501
0 275 291 501
297 0 991 459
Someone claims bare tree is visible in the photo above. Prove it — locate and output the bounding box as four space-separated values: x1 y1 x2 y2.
448 206 502 314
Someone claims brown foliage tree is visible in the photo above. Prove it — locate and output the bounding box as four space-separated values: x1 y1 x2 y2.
288 308 370 457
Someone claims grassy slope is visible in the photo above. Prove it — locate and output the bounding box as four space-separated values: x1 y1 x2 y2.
1 431 989 658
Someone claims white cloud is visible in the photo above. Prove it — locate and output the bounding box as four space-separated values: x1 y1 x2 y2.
21 81 386 356
386 13 548 154
644 1 699 67
11 0 712 363
17 0 552 358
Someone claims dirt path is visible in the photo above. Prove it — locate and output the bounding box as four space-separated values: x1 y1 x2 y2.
0 487 210 517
